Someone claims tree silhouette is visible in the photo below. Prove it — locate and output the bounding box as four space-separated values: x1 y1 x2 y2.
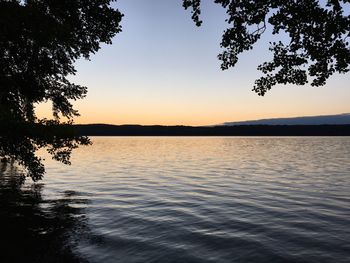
0 0 122 180
183 0 350 95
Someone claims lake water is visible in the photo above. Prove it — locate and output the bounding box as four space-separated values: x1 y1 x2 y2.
1 137 350 262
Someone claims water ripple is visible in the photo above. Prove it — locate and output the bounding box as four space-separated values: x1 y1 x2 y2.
38 137 350 263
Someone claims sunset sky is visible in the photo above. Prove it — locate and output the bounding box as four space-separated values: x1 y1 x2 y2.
36 0 350 126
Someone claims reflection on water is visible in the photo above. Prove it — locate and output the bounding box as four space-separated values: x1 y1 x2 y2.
0 162 89 263
2 137 350 262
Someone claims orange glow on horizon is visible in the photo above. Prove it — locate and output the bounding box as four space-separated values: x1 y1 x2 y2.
35 93 350 126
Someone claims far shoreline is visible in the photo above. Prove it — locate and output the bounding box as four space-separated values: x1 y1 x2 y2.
74 124 350 136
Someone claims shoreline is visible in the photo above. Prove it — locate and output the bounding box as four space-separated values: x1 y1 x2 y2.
74 124 350 136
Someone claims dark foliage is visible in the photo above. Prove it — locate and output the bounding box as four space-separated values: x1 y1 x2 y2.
183 0 350 95
0 120 90 181
0 0 122 180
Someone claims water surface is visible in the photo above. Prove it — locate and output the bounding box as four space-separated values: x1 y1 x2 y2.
2 137 350 262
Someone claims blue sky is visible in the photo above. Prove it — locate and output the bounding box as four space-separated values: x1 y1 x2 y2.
37 0 350 125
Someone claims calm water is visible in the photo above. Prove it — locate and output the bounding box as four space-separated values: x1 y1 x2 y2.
1 137 350 262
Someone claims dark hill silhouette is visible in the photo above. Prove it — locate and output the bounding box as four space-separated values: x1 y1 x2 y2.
74 124 350 136
223 113 350 126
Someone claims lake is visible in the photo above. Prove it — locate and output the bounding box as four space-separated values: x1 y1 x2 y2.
1 137 350 262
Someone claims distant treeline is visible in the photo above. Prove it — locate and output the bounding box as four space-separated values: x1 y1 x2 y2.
74 124 350 136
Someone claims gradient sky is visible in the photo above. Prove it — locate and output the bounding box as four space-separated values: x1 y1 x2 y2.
36 0 350 126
